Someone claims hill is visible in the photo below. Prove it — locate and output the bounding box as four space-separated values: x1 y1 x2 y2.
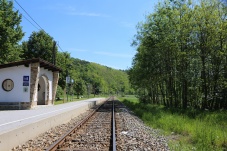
56 52 133 98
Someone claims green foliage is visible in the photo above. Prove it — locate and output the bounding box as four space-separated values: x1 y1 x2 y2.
120 97 227 151
56 85 63 100
73 80 85 98
129 0 227 110
56 51 72 89
21 30 57 62
66 58 132 97
0 0 24 63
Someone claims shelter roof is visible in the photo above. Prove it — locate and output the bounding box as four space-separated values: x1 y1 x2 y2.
0 58 62 72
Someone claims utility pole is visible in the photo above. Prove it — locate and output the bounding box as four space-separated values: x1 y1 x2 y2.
66 75 70 102
87 83 90 98
52 41 56 65
71 79 74 101
66 64 72 102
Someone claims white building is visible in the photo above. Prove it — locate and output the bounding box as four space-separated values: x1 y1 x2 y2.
0 58 61 109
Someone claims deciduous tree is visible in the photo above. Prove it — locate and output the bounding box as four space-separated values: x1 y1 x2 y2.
0 0 24 63
21 30 56 62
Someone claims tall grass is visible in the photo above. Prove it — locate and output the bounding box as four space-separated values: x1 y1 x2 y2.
119 96 227 151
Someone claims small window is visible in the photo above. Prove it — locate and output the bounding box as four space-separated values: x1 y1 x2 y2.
2 79 14 91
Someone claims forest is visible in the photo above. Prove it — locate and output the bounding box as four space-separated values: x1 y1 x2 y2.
0 0 132 98
129 0 227 110
55 56 133 98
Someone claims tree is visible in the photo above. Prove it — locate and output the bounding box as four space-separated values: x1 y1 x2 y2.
0 0 24 63
21 30 56 62
56 51 72 89
73 80 85 99
129 0 227 110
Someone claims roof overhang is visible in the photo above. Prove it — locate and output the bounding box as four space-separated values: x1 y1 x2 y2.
0 58 62 72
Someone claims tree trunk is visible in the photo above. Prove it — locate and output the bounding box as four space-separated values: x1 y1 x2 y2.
201 56 208 109
182 79 188 109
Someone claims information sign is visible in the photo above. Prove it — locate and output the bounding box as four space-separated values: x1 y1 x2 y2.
23 76 29 81
23 76 29 86
66 76 70 84
23 82 29 86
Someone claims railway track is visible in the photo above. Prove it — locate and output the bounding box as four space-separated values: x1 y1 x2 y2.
12 97 170 150
46 97 117 151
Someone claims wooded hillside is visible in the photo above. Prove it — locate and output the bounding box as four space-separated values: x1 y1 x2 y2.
56 55 133 98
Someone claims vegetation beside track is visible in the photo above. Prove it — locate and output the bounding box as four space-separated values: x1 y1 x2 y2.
54 97 86 105
118 96 227 151
54 95 108 105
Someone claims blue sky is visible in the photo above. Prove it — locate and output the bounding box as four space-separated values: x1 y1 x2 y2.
14 0 159 70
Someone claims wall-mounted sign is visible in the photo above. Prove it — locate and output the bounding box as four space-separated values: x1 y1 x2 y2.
23 76 29 86
23 86 28 92
23 76 29 81
23 82 29 86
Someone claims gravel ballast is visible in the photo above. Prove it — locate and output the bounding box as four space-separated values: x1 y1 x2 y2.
12 101 170 151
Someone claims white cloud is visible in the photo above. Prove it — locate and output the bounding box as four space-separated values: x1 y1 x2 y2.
73 48 88 52
93 51 133 58
44 4 109 18
69 49 133 59
65 48 89 53
120 21 134 28
68 12 109 17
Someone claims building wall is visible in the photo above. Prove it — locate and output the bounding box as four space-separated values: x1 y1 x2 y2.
0 65 54 105
0 65 31 102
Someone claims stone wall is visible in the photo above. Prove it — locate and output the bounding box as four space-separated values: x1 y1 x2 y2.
41 75 50 105
30 63 40 108
52 71 59 104
0 102 31 110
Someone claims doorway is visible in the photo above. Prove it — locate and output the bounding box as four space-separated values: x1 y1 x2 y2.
37 75 49 105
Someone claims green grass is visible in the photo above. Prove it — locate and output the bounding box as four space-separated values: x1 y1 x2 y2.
54 94 107 105
54 97 84 105
118 96 227 151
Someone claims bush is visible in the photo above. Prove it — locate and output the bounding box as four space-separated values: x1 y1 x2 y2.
56 86 64 100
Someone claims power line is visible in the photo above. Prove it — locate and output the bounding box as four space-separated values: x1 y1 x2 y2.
13 6 40 31
13 0 65 52
14 0 44 31
57 43 64 52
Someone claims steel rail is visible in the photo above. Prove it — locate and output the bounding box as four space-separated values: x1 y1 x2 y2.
112 99 117 151
45 98 111 151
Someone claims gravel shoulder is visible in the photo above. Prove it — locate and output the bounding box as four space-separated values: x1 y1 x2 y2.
116 108 170 151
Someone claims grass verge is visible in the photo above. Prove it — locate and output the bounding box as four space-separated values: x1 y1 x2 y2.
118 96 227 151
54 95 108 105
